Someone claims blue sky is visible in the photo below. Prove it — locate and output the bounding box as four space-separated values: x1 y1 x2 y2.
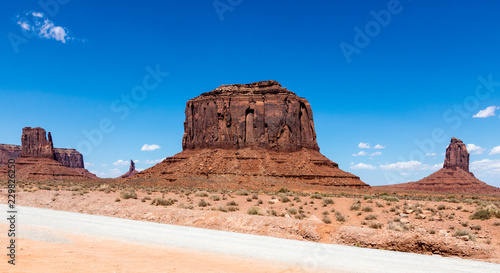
1 0 500 187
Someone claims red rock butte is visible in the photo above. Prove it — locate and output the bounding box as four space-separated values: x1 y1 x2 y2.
131 80 368 190
380 137 500 194
0 127 96 180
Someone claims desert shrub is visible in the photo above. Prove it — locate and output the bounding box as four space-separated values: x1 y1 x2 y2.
322 198 334 206
350 203 361 211
453 229 476 241
310 193 323 199
375 202 384 208
151 197 176 206
330 208 336 213
115 197 120 202
293 196 301 202
335 212 346 222
322 216 332 224
178 203 194 209
226 200 238 206
120 189 137 200
235 189 250 196
198 199 209 207
69 186 81 191
247 207 261 215
362 206 373 212
382 196 399 202
369 222 383 229
437 204 446 210
429 230 436 234
387 221 410 231
363 195 373 200
365 214 377 220
267 210 278 216
257 199 263 205
279 194 291 203
246 197 252 202
278 188 289 193
210 194 220 201
470 224 481 231
195 190 209 197
252 193 258 199
469 208 493 220
287 208 298 215
461 221 469 227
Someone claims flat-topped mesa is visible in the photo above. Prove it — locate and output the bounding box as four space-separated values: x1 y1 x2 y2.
443 137 470 172
182 80 319 152
20 127 56 159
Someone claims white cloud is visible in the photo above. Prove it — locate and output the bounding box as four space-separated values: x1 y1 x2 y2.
466 144 486 155
473 106 499 118
108 168 123 176
358 142 371 149
425 153 436 157
143 158 165 164
101 164 108 167
351 163 376 170
358 142 385 149
84 162 94 166
113 159 129 166
470 159 500 175
141 144 161 151
370 151 382 156
490 145 500 155
379 161 441 171
136 168 145 172
15 11 83 43
352 151 367 156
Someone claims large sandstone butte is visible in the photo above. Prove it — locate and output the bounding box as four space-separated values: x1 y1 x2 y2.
380 137 500 194
0 127 96 180
131 80 368 190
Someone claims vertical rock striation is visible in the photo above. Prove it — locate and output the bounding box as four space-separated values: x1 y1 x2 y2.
443 137 469 172
182 80 319 152
20 127 56 159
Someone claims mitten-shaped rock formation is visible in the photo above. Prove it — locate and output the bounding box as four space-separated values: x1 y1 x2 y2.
0 127 96 180
131 81 368 190
0 128 85 169
380 137 499 194
20 127 56 159
182 80 319 152
121 160 139 178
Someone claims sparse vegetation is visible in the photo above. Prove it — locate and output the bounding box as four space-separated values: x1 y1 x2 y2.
120 189 137 200
198 199 209 207
453 229 476 241
322 216 332 224
151 197 176 206
247 207 261 215
335 212 346 222
322 198 334 206
365 214 377 220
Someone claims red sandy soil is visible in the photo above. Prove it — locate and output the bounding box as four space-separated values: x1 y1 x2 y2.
0 225 313 273
1 181 499 264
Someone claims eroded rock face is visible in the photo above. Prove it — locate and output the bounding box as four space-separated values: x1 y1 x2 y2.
0 128 84 169
121 160 139 178
131 80 368 189
443 137 469 172
182 80 319 152
54 148 84 168
20 127 56 159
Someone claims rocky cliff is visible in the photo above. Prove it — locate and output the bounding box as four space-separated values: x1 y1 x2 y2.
443 137 470 172
379 137 499 194
130 80 368 190
0 127 96 180
182 80 319 152
0 128 84 169
20 127 56 159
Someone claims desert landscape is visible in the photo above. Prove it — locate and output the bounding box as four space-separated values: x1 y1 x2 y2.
3 1 500 272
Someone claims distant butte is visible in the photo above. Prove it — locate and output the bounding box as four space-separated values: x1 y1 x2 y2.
0 127 96 180
379 137 500 194
129 80 368 190
121 160 139 178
